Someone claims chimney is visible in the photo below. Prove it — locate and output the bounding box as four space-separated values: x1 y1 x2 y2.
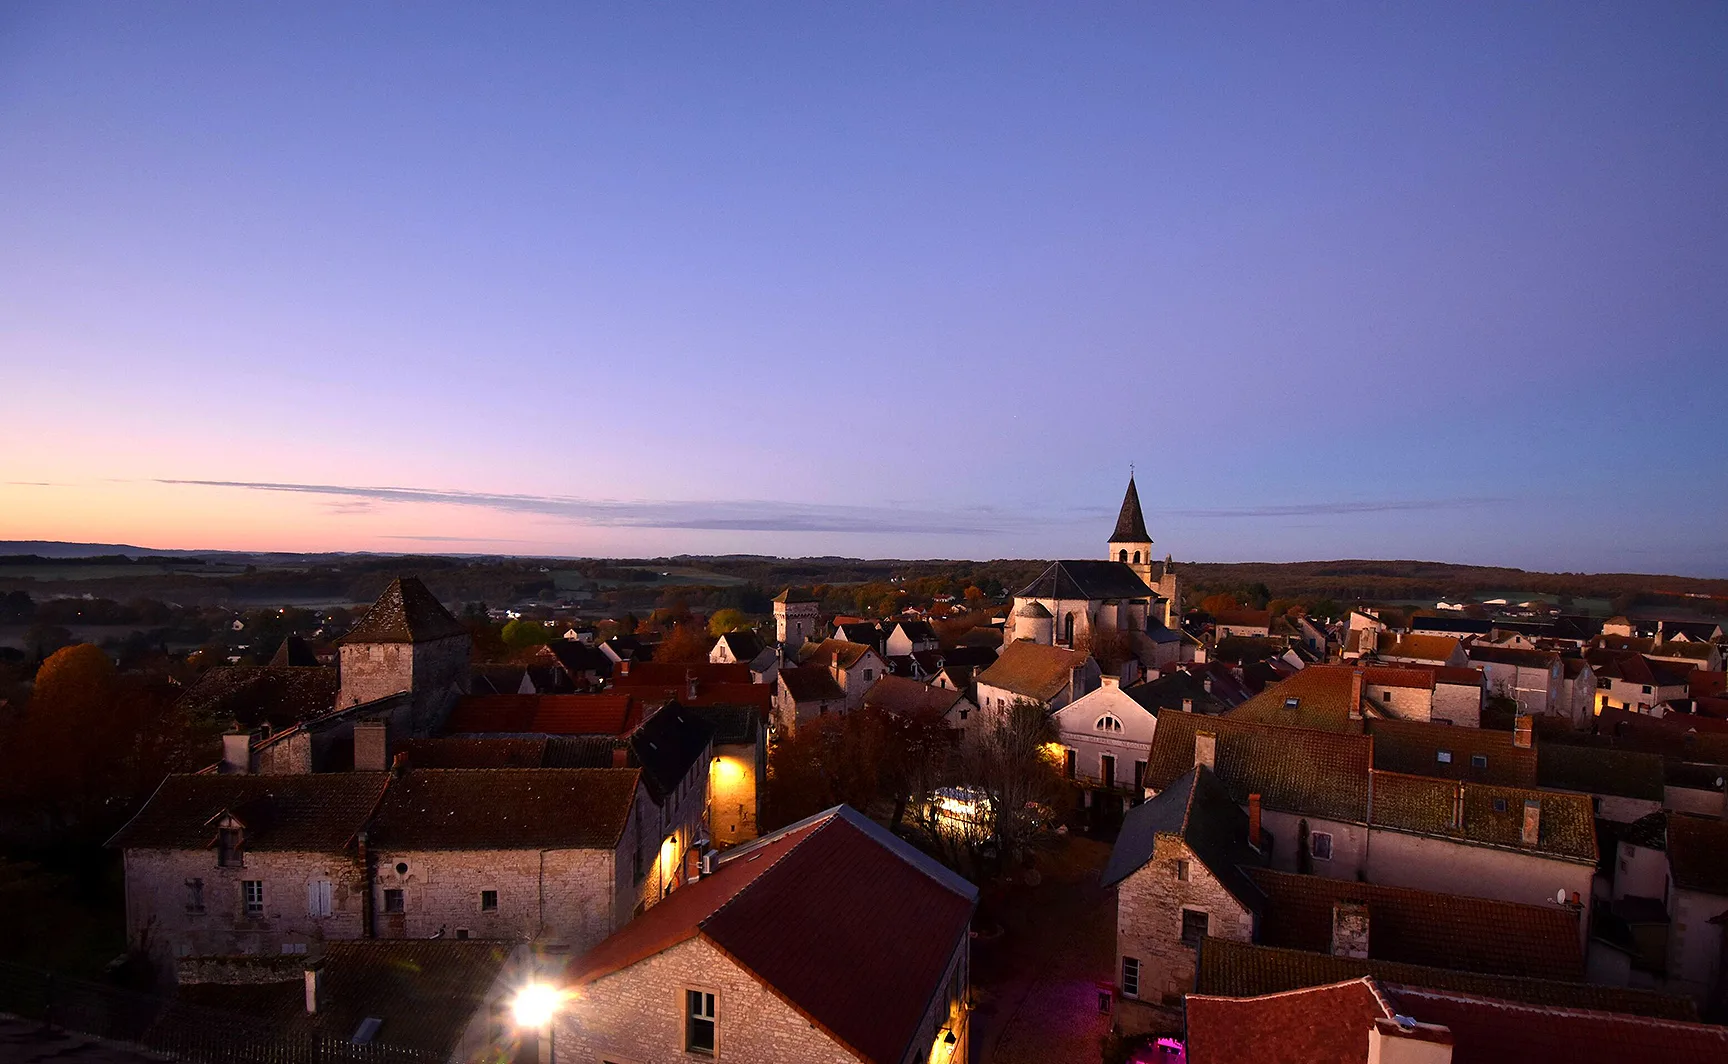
1450 782 1465 830
1349 669 1365 722
1513 714 1533 749
1181 698 1194 714
686 671 699 701
304 961 324 1014
1521 798 1541 846
1367 1017 1453 1064
353 720 389 772
1331 901 1370 959
611 744 629 768
1101 675 1120 689
1248 793 1262 849
221 729 258 774
1656 620 1665 646
617 660 630 677
1194 731 1217 772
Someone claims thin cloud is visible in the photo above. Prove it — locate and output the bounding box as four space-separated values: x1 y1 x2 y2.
156 479 1015 536
1165 497 1511 519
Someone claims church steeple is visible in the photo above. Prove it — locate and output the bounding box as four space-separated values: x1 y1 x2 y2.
1107 475 1155 587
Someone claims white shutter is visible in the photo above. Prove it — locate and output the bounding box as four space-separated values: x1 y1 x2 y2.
308 880 333 917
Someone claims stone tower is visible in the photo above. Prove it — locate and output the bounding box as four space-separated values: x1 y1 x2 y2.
773 587 820 652
1157 554 1183 629
338 576 471 736
1107 475 1156 589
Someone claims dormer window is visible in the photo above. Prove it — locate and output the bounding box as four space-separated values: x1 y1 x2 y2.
1095 715 1124 733
1284 698 1300 710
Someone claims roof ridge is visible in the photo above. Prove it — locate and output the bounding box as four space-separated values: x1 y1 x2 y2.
1385 984 1728 1031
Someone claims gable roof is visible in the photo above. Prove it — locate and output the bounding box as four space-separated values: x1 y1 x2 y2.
1124 671 1229 716
1246 867 1583 981
1147 711 1372 823
1469 645 1561 670
1193 938 1697 1020
444 694 642 736
1666 814 1728 895
268 636 320 667
779 665 846 703
1102 767 1264 912
798 639 879 671
107 773 388 852
176 666 339 730
629 703 715 802
975 641 1090 703
863 675 965 717
1110 475 1151 543
715 630 767 661
1366 719 1538 786
545 640 613 677
1374 633 1462 662
1015 560 1155 602
342 577 468 644
614 660 752 686
568 806 976 1064
1184 977 1390 1064
1213 609 1273 629
1368 772 1597 864
367 768 640 850
1226 666 1364 733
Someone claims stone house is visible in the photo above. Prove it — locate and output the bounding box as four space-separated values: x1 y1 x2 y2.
974 641 1099 718
554 805 977 1064
772 588 820 652
1559 657 1596 725
796 638 889 712
684 704 766 849
1101 766 1265 1034
862 674 975 739
1211 609 1272 643
1589 651 1693 715
1467 646 1563 716
1427 665 1486 727
337 577 471 737
1051 677 1159 808
773 665 848 737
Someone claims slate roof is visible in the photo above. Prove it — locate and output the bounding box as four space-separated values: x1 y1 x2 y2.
890 620 937 643
267 636 320 667
368 768 639 850
1014 560 1155 601
1123 671 1228 716
1246 868 1582 980
715 630 767 662
1469 646 1561 670
1101 767 1264 913
1183 977 1390 1064
108 773 389 852
567 806 976 1064
1382 984 1728 1064
1193 938 1697 1020
779 665 846 703
1366 719 1538 786
629 703 714 803
772 587 819 604
546 640 613 678
1110 476 1151 542
682 704 761 746
863 675 966 717
614 661 752 686
397 737 553 768
1146 711 1371 822
1666 814 1728 895
342 577 468 644
444 694 642 736
176 666 339 730
1536 743 1665 802
976 641 1090 703
177 940 511 1057
833 622 885 647
1408 615 1493 635
1368 772 1597 864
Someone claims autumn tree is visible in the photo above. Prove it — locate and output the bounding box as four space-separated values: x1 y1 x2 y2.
956 699 1065 865
655 622 712 664
500 617 553 650
707 609 750 636
1199 592 1242 615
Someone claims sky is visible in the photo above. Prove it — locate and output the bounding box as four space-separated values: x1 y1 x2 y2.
1 4 1724 574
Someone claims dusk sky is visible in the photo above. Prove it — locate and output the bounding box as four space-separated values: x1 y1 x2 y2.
2 4 1723 574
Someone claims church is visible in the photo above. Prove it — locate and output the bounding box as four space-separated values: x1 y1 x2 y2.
1005 476 1187 674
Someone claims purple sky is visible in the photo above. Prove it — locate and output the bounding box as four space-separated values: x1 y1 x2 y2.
2 4 1724 574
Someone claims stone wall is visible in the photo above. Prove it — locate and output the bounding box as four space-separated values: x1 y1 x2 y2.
1258 810 1367 880
367 847 616 953
1115 835 1253 1034
1431 682 1482 728
1365 830 1592 949
1667 886 1726 1007
708 741 761 848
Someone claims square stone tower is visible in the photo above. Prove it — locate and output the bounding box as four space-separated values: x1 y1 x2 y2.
772 587 820 652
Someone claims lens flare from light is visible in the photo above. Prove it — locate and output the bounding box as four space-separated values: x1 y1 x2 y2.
513 983 563 1028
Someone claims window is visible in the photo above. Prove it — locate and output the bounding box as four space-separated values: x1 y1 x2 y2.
959 709 968 721
185 878 205 914
1175 859 1190 882
480 890 498 912
456 928 470 939
685 989 716 1055
1180 909 1208 948
242 880 264 916
280 942 307 955
1492 798 1508 813
1101 754 1116 789
1064 748 1076 779
1384 690 1394 702
1436 751 1453 764
1284 697 1300 709
217 827 243 867
1064 613 1076 645
863 669 873 682
307 880 333 917
1642 685 1652 695
1121 957 1140 998
1095 714 1124 733
1119 550 1128 563
1470 754 1488 769
1310 832 1334 861
383 889 404 914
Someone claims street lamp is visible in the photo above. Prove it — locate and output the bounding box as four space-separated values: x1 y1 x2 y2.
513 983 567 1063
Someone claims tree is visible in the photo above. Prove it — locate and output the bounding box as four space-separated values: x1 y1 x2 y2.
1199 593 1241 616
500 617 553 650
957 699 1065 865
707 609 750 637
655 622 712 664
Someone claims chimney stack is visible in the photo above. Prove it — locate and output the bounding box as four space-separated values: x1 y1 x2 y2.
1513 714 1533 749
1181 698 1194 714
353 720 389 772
1521 798 1541 846
1248 793 1262 849
1101 675 1120 689
1367 1017 1453 1064
304 961 325 1014
611 744 630 768
1349 669 1365 722
221 729 258 775
1194 731 1217 772
1331 901 1370 958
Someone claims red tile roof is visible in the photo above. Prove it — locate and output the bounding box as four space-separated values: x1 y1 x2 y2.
1246 868 1582 980
1365 719 1538 786
1184 977 1391 1064
976 641 1090 703
611 661 751 686
1213 609 1274 629
1368 772 1597 863
444 694 642 736
1383 984 1728 1064
1226 666 1364 733
1427 665 1485 687
368 768 640 850
1375 633 1462 663
569 807 976 1064
862 675 966 717
1363 665 1435 691
1147 711 1371 822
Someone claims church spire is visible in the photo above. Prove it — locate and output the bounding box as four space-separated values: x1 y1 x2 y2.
1110 475 1151 544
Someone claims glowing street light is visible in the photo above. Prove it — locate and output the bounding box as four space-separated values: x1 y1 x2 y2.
513 982 564 1029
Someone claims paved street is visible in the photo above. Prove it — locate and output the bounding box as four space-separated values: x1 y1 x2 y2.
971 834 1116 1064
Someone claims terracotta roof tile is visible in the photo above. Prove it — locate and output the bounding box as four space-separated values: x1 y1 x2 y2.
108 773 388 852
779 665 846 703
444 694 642 736
342 577 468 644
397 737 551 768
976 641 1090 703
1374 633 1462 663
863 675 965 717
1184 977 1390 1064
176 666 338 730
1368 772 1596 864
368 768 639 850
797 639 878 671
1226 666 1363 733
1147 711 1370 822
1366 719 1537 786
1246 868 1582 980
1213 609 1273 629
613 661 752 687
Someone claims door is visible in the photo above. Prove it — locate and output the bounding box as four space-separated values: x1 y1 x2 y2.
1101 754 1115 789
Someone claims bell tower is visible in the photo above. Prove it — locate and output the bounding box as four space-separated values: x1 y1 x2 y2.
1107 474 1155 589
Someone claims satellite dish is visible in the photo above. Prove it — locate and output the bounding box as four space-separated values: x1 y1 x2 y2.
1555 888 1566 905
1716 777 1725 789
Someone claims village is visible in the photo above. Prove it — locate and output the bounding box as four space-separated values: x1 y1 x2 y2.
11 477 1714 1064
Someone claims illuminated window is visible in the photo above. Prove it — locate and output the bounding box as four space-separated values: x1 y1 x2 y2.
685 990 716 1055
1436 751 1452 764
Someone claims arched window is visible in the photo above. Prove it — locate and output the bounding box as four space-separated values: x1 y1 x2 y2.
1063 613 1075 645
1095 714 1124 733
1132 551 1141 564
1118 549 1127 562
